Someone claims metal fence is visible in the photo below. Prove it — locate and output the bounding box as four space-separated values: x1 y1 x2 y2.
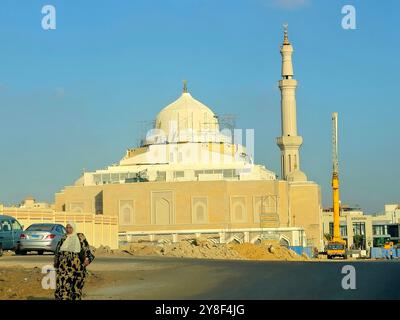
370 247 400 259
289 246 313 258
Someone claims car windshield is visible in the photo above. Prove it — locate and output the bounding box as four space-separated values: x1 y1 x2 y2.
26 225 54 232
327 244 345 250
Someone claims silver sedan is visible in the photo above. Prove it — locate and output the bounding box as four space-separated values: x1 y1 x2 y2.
17 223 66 255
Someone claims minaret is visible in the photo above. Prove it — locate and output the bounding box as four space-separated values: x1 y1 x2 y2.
276 25 306 181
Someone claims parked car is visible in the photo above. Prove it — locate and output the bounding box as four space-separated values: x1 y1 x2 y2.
0 215 24 256
18 223 66 255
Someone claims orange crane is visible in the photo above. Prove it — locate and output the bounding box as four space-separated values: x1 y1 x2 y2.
326 112 348 259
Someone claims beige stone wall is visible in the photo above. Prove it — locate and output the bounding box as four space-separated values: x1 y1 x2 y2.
55 179 322 248
288 183 322 248
2 208 119 249
55 186 103 213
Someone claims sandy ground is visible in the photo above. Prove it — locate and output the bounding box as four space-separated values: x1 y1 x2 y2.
0 254 230 300
0 264 109 300
3 240 381 300
1 254 398 300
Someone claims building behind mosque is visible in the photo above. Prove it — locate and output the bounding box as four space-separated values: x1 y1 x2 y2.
54 28 323 249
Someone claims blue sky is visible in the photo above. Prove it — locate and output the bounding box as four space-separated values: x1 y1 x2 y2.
0 0 398 213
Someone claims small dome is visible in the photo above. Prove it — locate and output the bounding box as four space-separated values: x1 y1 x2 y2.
154 91 219 142
287 169 308 182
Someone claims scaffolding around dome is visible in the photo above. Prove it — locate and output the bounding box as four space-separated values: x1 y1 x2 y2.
78 89 277 186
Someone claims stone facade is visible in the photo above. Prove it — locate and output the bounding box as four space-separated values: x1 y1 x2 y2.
55 179 322 249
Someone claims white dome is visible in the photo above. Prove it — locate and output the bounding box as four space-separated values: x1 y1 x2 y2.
154 92 219 141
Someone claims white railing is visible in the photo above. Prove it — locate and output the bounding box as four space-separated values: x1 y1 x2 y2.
119 226 306 246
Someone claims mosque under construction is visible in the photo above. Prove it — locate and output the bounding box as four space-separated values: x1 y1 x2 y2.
54 27 323 249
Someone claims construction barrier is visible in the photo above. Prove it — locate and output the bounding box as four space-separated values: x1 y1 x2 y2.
370 247 400 259
1 208 119 249
289 246 313 258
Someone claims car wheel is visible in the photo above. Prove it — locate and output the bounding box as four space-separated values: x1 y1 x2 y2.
37 250 44 256
0 244 3 257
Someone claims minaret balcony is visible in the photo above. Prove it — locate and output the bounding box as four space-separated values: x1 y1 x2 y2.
279 79 297 88
276 136 303 149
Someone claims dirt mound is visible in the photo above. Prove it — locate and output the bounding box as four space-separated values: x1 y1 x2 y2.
91 245 130 257
120 239 308 261
231 241 306 261
91 245 112 255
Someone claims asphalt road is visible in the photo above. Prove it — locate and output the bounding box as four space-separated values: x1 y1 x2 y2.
2 254 400 300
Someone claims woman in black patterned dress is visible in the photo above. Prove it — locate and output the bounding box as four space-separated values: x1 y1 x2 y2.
54 221 95 300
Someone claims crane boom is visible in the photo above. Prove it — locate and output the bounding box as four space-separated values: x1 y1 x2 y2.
326 112 347 259
332 112 339 174
332 112 341 242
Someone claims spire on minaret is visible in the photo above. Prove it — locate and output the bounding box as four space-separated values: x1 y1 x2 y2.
283 23 290 45
183 80 188 93
280 24 294 79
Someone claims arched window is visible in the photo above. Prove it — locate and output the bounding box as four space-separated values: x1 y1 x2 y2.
155 198 171 225
233 203 246 222
122 206 132 225
192 197 208 224
231 197 246 223
279 236 290 247
119 200 134 226
196 205 205 222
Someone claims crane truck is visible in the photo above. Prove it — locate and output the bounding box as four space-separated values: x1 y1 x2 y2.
326 112 348 259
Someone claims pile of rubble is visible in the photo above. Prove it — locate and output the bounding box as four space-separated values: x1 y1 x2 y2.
120 238 309 261
90 245 128 256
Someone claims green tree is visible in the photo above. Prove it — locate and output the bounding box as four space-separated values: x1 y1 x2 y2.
353 235 365 249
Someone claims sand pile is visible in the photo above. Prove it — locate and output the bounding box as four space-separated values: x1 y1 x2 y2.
121 238 308 261
231 241 308 261
91 245 112 255
91 245 130 257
